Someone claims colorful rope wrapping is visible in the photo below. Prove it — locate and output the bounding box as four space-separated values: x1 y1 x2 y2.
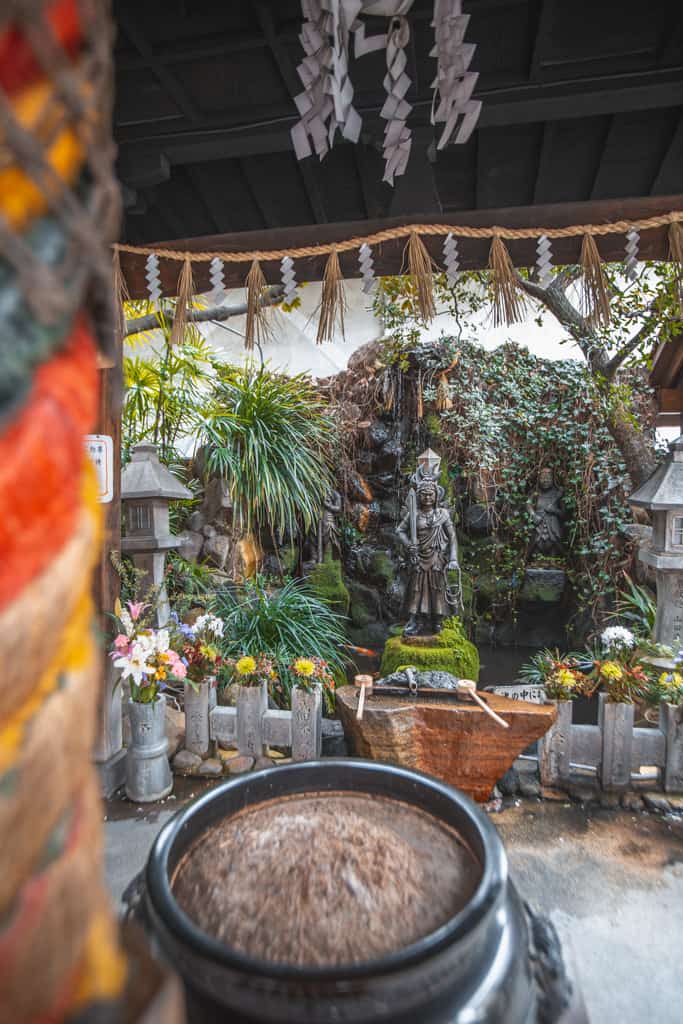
0 7 126 1019
0 315 98 611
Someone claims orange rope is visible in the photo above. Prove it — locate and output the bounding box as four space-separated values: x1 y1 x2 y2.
114 210 683 265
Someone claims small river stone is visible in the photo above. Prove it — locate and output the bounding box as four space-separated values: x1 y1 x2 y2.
229 755 255 775
253 756 274 771
173 749 202 773
199 758 223 777
642 791 671 814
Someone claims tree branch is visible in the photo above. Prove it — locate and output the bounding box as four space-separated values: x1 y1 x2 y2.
604 308 658 378
124 285 285 338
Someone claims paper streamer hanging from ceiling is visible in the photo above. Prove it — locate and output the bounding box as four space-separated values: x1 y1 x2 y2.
430 0 481 149
291 0 480 185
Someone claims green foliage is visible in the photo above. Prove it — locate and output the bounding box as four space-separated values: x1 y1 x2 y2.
426 338 639 628
122 325 214 466
164 552 215 617
379 617 480 680
608 575 656 638
308 555 350 617
197 363 333 540
211 575 349 707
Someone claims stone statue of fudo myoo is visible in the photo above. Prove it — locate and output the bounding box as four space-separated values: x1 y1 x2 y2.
397 448 462 636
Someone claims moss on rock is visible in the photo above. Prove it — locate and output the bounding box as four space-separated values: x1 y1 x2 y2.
308 555 350 618
368 551 396 588
379 617 479 681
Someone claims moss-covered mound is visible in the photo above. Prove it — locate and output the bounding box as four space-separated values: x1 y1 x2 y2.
379 617 479 681
308 555 350 618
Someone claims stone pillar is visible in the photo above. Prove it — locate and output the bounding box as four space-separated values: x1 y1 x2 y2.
236 682 268 758
660 701 683 793
184 681 212 758
93 662 126 797
600 694 634 791
538 700 571 786
291 686 323 761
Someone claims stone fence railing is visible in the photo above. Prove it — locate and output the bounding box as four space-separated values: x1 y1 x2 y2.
539 694 683 792
183 680 322 762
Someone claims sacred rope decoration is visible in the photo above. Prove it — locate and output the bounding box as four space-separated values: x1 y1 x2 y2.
291 0 480 185
115 210 683 347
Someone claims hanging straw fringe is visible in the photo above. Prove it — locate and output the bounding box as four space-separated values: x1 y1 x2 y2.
317 247 346 344
669 221 683 311
406 231 436 322
244 259 270 351
436 372 453 411
111 246 130 341
488 234 526 326
170 257 194 346
579 234 610 327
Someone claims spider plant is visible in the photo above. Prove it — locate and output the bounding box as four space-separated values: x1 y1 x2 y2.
212 575 348 707
197 363 333 541
608 575 656 638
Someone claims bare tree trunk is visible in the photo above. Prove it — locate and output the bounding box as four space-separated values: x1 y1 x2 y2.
518 272 657 488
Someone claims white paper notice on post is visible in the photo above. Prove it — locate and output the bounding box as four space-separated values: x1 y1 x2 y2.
84 434 114 503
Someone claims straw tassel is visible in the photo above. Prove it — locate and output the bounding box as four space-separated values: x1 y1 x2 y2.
436 372 453 411
317 247 346 344
111 246 130 341
579 234 610 327
244 259 270 351
406 231 436 322
170 257 194 346
669 220 683 311
488 234 526 326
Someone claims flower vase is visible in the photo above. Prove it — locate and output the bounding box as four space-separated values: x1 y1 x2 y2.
538 699 571 787
236 681 268 758
291 685 323 761
184 679 214 759
126 695 173 803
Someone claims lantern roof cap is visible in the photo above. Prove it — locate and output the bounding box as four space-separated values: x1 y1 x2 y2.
629 436 683 510
121 443 192 501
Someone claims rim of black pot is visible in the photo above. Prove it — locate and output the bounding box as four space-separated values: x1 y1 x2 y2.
146 759 507 982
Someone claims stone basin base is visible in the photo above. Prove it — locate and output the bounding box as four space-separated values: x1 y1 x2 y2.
336 686 556 802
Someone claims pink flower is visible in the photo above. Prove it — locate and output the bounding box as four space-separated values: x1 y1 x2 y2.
127 601 147 621
113 634 130 651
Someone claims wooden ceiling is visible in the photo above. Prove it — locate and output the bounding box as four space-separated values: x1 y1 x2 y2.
113 0 683 246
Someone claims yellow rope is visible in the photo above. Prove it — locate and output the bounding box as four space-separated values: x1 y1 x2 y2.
114 210 683 265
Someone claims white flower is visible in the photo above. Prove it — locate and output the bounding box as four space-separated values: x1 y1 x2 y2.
601 626 636 652
114 641 153 685
153 628 171 653
120 609 134 637
194 614 224 638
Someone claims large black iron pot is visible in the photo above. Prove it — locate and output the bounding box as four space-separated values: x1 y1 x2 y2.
144 760 576 1024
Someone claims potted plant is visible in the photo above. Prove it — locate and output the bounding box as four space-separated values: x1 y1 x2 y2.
110 600 186 802
228 654 276 757
173 612 224 758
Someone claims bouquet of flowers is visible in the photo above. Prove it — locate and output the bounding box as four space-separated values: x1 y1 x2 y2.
110 600 186 704
228 653 276 688
290 656 336 711
592 626 650 704
656 669 683 706
172 612 224 689
519 647 592 701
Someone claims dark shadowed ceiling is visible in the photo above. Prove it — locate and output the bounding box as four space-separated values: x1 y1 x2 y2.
113 0 683 246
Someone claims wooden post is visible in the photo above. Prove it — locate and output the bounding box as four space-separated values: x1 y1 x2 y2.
93 334 126 795
236 682 268 757
291 686 323 761
660 701 683 793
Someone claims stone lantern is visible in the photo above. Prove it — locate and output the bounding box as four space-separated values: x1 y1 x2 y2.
629 435 683 651
121 442 192 626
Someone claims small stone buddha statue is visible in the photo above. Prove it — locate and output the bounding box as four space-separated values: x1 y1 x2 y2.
528 467 565 559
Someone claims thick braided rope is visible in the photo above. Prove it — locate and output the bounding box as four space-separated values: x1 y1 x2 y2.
114 210 683 265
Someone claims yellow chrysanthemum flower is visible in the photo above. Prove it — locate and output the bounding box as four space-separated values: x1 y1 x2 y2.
293 658 315 678
235 656 257 676
600 661 623 680
556 668 576 687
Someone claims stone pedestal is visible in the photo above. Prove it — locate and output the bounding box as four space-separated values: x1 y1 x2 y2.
519 568 566 604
